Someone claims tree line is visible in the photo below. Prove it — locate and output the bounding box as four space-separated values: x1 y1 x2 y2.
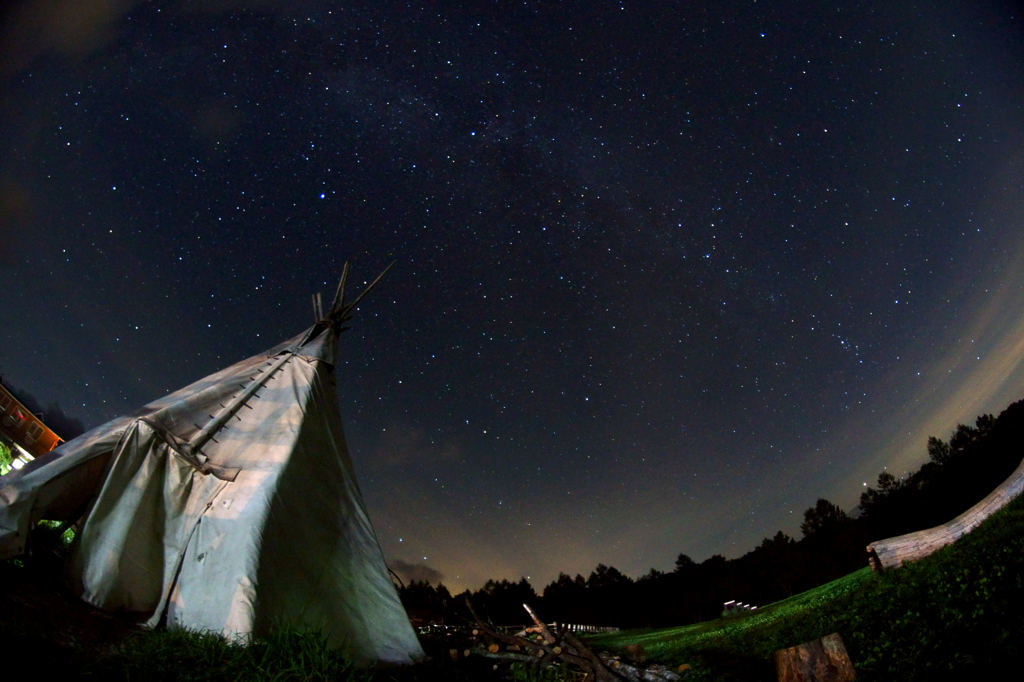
398 398 1024 629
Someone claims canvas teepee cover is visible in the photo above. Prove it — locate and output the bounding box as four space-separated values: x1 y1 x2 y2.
0 267 424 664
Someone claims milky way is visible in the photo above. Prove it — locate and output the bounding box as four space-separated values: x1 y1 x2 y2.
2 0 1023 591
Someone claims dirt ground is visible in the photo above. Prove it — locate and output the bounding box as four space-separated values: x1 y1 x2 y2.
0 555 145 660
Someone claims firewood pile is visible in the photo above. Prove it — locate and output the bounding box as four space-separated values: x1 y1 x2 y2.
462 599 687 681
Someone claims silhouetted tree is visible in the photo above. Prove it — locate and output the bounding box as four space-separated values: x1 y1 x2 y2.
397 580 454 626
541 572 591 624
472 577 538 625
637 567 664 582
879 471 904 493
927 436 952 465
756 530 795 552
481 401 1024 632
860 471 906 512
674 553 696 571
950 423 977 453
975 413 996 434
542 573 586 600
587 564 632 588
800 498 850 537
701 554 727 567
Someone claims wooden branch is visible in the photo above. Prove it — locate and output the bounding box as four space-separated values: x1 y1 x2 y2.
472 649 541 664
387 567 406 590
459 600 686 681
523 603 558 644
562 631 626 682
330 262 350 314
345 260 396 311
464 599 560 657
462 599 634 682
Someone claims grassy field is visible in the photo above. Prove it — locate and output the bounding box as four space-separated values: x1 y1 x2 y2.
585 567 873 676
586 492 1024 681
4 493 1023 680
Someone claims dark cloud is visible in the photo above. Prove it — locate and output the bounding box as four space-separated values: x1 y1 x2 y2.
374 425 462 468
177 0 288 14
388 559 444 586
0 0 292 83
0 177 33 266
192 98 243 146
0 0 140 82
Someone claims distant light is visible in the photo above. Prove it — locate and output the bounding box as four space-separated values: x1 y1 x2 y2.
320 193 325 198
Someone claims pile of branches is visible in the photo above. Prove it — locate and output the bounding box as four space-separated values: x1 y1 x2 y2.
463 599 684 682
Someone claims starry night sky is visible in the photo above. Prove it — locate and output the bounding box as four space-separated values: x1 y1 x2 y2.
3 0 1024 592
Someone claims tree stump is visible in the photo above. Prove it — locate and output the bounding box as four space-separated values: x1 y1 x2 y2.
773 633 855 682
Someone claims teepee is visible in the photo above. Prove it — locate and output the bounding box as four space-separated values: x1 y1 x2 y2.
0 264 424 664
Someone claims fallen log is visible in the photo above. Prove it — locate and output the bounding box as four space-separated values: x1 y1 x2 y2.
866 450 1024 569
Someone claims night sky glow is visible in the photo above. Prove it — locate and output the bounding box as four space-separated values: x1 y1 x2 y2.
2 1 1024 592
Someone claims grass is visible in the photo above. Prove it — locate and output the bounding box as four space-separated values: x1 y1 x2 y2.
0 619 373 682
586 567 874 673
0 441 14 475
586 492 1024 681
94 625 372 681
5 491 1023 680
